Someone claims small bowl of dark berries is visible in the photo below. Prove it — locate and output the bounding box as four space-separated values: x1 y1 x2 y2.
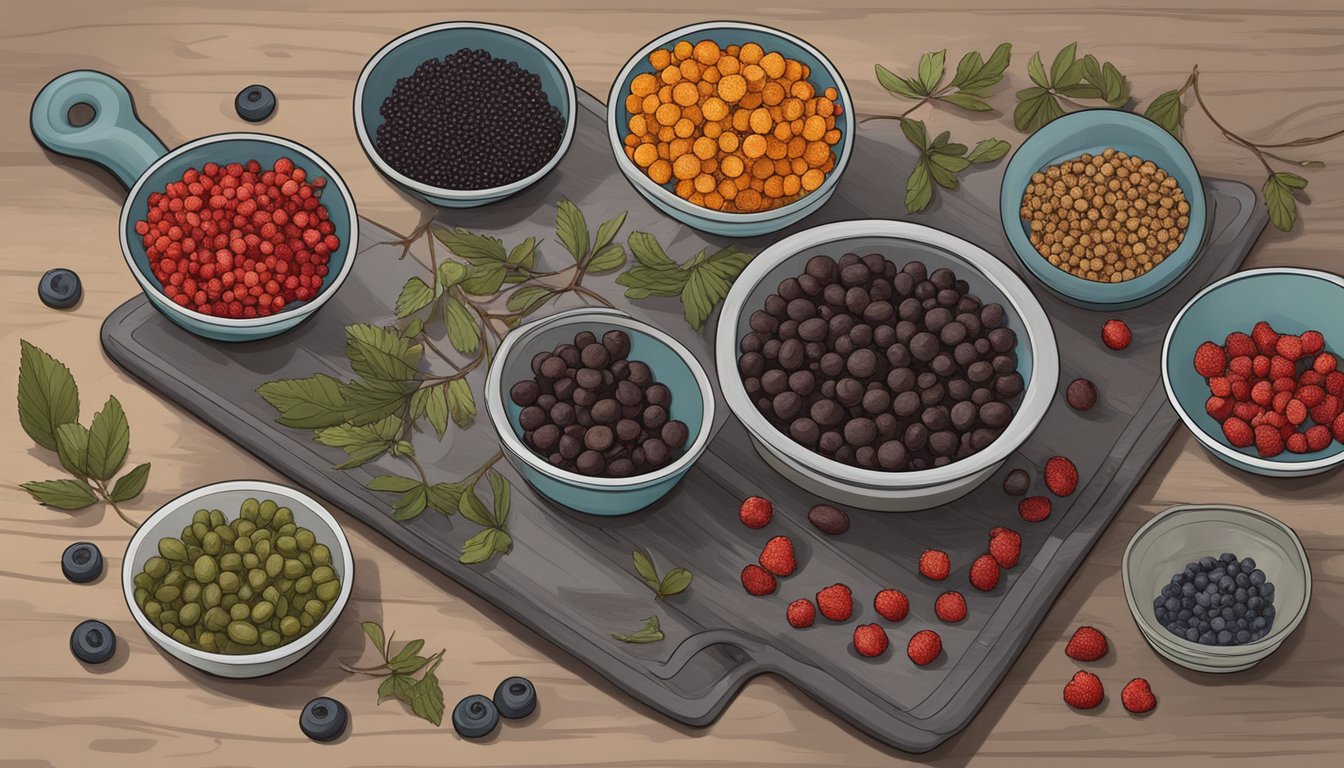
355 21 577 208
1123 503 1311 673
1163 268 1344 478
484 307 715 515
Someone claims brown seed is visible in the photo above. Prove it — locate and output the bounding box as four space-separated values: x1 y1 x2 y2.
1002 468 1030 496
808 504 850 535
1067 377 1098 411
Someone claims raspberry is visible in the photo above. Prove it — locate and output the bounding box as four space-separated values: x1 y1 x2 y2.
1019 496 1052 522
1063 671 1105 710
1224 331 1256 358
919 549 951 580
1334 413 1344 444
1230 379 1251 402
1301 330 1326 355
1255 424 1285 457
1044 455 1079 496
1297 384 1326 407
1121 678 1157 714
853 624 889 657
1327 371 1344 398
1273 376 1298 394
1315 352 1339 375
1251 380 1273 406
988 526 1021 568
1252 321 1279 355
1252 355 1271 378
816 583 853 621
873 589 910 621
1276 334 1304 362
969 554 1001 591
740 564 776 596
1222 417 1254 448
1232 401 1262 422
786 598 816 628
906 629 942 666
1228 355 1253 378
1272 390 1292 414
934 591 968 623
1269 355 1296 380
1207 377 1232 397
1065 625 1109 661
1193 341 1226 377
1101 319 1132 350
1307 424 1333 451
759 535 796 577
1300 369 1324 387
738 496 773 529
1286 432 1309 454
1285 398 1308 425
1310 394 1342 425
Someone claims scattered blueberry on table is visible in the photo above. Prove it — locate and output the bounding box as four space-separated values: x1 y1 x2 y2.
1154 553 1275 646
70 619 116 664
234 84 276 122
452 694 500 739
39 268 82 309
299 697 349 742
61 542 103 583
493 676 537 719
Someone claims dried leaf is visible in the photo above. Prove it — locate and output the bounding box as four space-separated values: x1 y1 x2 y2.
632 550 660 589
657 568 693 599
612 615 664 644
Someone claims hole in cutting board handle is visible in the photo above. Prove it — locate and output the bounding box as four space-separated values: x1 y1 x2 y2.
67 102 96 127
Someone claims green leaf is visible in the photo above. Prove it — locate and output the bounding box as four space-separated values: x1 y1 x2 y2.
899 117 928 150
492 529 514 555
1275 171 1309 189
592 211 628 255
506 285 555 315
346 324 423 382
108 462 151 503
612 615 664 644
361 621 387 657
487 469 510 527
930 152 972 175
1144 89 1187 138
905 158 934 213
657 568 693 599
444 379 476 427
388 654 430 674
937 92 991 111
401 317 424 339
392 484 428 521
395 277 435 318
555 199 590 262
917 50 946 93
426 481 466 516
966 138 1011 165
927 157 963 189
586 244 627 273
458 488 495 528
930 131 951 149
366 475 422 493
316 417 401 469
1100 61 1129 105
632 550 660 590
257 373 349 430
1264 173 1306 232
376 674 401 702
423 383 449 439
55 423 89 478
387 672 416 703
391 638 425 663
1057 83 1103 100
431 227 507 263
616 266 688 299
1027 52 1049 88
461 263 507 296
85 396 129 481
436 260 468 290
341 380 415 426
506 236 538 269
1049 42 1078 86
442 296 481 355
875 63 923 99
1054 60 1085 90
17 340 80 452
1014 90 1065 133
626 231 679 269
409 670 445 726
21 479 97 510
680 268 718 331
460 528 503 564
950 42 1012 96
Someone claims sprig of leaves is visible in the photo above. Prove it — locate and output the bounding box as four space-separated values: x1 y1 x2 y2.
616 233 754 330
631 550 692 600
1014 43 1131 132
341 621 446 726
611 615 664 644
17 341 150 526
457 469 513 564
901 119 1011 213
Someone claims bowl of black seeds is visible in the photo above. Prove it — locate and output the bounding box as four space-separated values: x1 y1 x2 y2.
354 22 576 208
484 307 715 516
1123 503 1311 673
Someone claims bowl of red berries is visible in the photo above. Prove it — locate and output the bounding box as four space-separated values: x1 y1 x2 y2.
1163 268 1344 477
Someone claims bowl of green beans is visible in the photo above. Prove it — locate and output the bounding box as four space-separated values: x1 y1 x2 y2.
122 480 354 678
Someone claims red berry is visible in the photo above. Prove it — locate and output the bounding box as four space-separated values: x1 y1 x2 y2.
1251 380 1274 407
1285 398 1308 425
1310 394 1342 426
1230 379 1251 402
907 630 942 666
853 624 889 657
1315 352 1339 375
1205 395 1233 421
969 554 1001 591
1207 377 1232 397
1232 401 1262 422
1121 677 1157 714
1327 371 1344 398
1286 432 1309 454
1044 455 1079 496
1255 424 1285 457
1224 331 1256 358
816 583 853 621
988 526 1021 568
737 496 774 528
934 591 968 623
1269 355 1296 381
1193 341 1227 377
1063 670 1105 710
1276 334 1304 362
1065 626 1109 661
1252 321 1279 355
740 564 776 596
786 598 815 628
1228 355 1253 378
919 549 951 580
1252 354 1271 378
1101 319 1132 350
1297 384 1326 408
1334 413 1344 444
1300 369 1324 387
1019 495 1052 522
1301 330 1326 355
874 589 910 622
1307 424 1332 451
759 535 796 577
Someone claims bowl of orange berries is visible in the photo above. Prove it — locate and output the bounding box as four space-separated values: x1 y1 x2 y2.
607 21 853 236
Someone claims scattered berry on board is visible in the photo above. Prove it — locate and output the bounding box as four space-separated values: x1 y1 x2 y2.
808 504 849 535
816 583 853 621
234 84 276 122
1062 670 1104 709
39 268 82 309
1102 318 1133 350
934 591 967 623
907 629 942 666
1121 678 1157 714
969 554 1001 591
919 549 951 580
988 527 1021 568
787 598 816 628
1064 626 1109 661
739 496 774 528
1044 455 1079 496
452 694 501 739
758 535 796 577
70 619 116 665
873 589 909 622
493 676 538 719
299 697 349 742
1018 495 1052 522
1002 468 1031 496
853 624 889 657
740 564 776 596
1066 377 1098 411
61 541 103 583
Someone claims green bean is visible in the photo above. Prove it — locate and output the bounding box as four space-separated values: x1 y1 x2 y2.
227 621 259 645
158 538 188 562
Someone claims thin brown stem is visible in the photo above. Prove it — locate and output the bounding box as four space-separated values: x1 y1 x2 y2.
1187 69 1275 175
339 661 391 675
569 284 617 308
93 480 139 528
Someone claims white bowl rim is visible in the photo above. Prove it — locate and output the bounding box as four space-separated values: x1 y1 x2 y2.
353 21 578 201
484 306 717 489
1121 502 1312 657
1161 267 1344 473
714 218 1060 488
121 479 355 667
605 19 855 224
117 132 359 328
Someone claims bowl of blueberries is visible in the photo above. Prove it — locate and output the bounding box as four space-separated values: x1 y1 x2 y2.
715 219 1059 511
484 307 715 515
1123 503 1311 673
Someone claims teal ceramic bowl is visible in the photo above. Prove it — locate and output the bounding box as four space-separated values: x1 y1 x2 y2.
354 22 576 208
31 71 357 342
1000 109 1207 309
606 21 854 237
1162 268 1344 477
484 308 715 516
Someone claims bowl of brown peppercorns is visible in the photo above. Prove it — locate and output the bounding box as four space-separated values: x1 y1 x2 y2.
1000 109 1207 309
485 307 715 515
715 220 1059 511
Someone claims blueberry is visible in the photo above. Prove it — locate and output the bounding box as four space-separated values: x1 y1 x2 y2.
61 542 103 583
1251 617 1267 630
1248 596 1263 611
1153 596 1165 610
1219 576 1235 591
1209 568 1225 581
1221 606 1235 621
452 694 500 739
1194 573 1209 589
39 268 82 309
1166 621 1183 634
1250 569 1266 586
1162 583 1178 598
1235 572 1250 588
1184 564 1199 579
300 697 348 741
1263 605 1276 619
1181 596 1196 610
1155 607 1167 622
1233 604 1247 618
1185 627 1199 641
1260 582 1275 598
235 84 276 122
1177 609 1192 621
1195 592 1211 608
1210 616 1226 631
1236 617 1249 630
1234 587 1248 603
1221 552 1237 564
1205 583 1219 595
70 619 116 664
1199 556 1218 571
1221 594 1234 608
1165 597 1180 612
1197 620 1210 633
493 676 537 719
1199 631 1217 645
1192 605 1206 617
1251 630 1266 641
1181 582 1197 597
1226 560 1240 575
1241 557 1256 571
1217 630 1234 645
1235 629 1252 644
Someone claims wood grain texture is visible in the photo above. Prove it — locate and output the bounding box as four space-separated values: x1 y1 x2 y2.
3 1 1343 766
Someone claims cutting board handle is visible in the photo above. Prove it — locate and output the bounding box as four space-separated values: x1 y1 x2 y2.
31 70 169 190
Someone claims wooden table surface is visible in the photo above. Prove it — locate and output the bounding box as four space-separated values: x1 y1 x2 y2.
4 1 1343 765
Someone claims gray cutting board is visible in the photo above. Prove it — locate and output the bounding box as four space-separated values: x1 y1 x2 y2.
100 89 1265 752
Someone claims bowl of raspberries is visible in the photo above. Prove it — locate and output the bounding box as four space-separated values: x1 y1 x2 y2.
1163 268 1344 477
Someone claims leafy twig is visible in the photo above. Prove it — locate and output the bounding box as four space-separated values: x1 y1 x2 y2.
341 621 446 726
615 233 754 330
630 550 693 601
1013 42 1131 132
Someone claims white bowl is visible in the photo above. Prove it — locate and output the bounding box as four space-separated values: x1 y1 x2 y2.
1122 504 1311 673
714 219 1059 510
122 481 354 678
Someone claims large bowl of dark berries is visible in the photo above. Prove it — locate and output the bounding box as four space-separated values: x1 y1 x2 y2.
715 220 1059 511
354 22 577 208
1123 504 1311 673
485 307 715 516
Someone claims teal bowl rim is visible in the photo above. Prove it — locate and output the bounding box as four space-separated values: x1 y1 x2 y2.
999 108 1207 306
1161 267 1344 474
483 307 716 490
352 21 577 202
116 132 358 329
605 19 855 226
